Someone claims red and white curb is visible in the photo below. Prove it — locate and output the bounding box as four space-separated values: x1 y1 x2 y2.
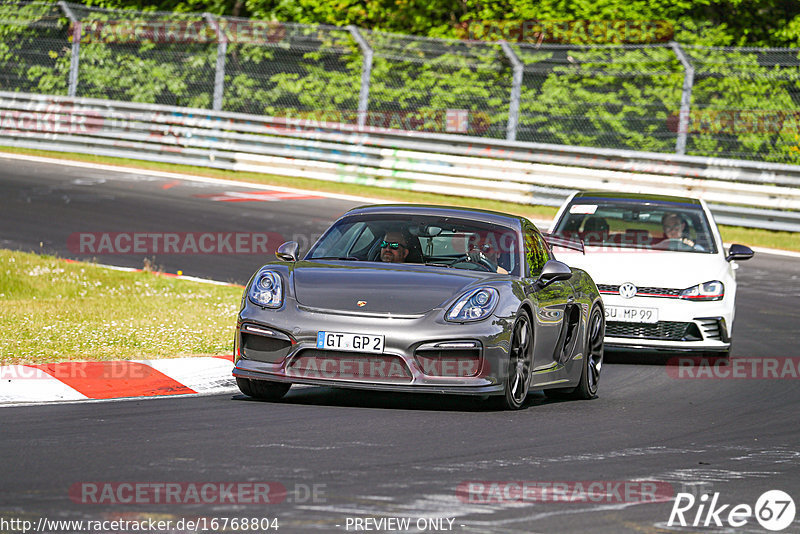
0 356 236 405
0 260 241 407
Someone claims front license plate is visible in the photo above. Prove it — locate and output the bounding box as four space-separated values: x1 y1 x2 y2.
316 331 385 353
605 305 659 323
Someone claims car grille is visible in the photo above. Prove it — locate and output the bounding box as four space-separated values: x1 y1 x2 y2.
287 350 412 382
414 349 482 377
597 284 681 298
606 321 702 341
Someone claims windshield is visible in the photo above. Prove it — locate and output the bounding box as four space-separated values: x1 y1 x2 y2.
306 213 521 275
552 201 718 253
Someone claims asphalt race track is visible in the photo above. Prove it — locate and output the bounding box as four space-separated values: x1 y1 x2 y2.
1 156 799 533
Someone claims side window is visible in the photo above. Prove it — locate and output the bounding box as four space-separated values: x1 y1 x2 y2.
524 226 551 278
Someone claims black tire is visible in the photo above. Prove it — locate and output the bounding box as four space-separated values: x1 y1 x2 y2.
499 312 533 410
571 305 604 399
545 304 604 400
236 378 291 401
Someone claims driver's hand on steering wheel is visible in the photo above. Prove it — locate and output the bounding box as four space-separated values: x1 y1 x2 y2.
467 248 485 264
468 248 509 274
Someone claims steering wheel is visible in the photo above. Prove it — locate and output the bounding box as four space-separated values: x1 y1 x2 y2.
653 238 696 251
450 253 496 272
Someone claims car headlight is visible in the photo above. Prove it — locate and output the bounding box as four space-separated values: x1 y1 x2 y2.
680 280 724 301
446 287 499 322
248 269 283 308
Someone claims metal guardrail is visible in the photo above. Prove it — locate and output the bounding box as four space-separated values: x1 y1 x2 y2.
1 91 799 232
7 2 800 165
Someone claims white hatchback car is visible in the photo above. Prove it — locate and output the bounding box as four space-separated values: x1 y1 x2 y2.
549 191 754 356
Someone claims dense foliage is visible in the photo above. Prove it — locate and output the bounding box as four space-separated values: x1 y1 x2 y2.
80 0 800 47
2 1 800 163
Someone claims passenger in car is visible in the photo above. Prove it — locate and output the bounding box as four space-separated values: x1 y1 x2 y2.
469 244 509 274
582 216 609 244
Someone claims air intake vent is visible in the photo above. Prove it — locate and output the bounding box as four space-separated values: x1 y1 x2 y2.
240 325 293 363
695 317 728 342
606 321 692 341
698 319 721 340
287 350 412 382
415 349 482 377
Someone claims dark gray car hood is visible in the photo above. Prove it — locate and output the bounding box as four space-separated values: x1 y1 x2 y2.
292 261 488 315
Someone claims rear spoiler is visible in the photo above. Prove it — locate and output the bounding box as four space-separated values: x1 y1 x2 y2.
542 233 585 255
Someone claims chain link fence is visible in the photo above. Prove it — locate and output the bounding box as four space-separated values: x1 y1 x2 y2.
0 2 68 94
3 1 800 163
514 44 685 152
363 31 512 138
221 21 360 117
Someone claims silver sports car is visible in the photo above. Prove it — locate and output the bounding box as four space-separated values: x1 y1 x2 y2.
233 205 604 409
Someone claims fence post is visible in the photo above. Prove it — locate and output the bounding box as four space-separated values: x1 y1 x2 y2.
499 40 522 142
58 1 80 97
348 26 372 129
205 13 227 111
670 41 695 156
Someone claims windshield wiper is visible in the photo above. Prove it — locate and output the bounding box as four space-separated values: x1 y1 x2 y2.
424 261 453 268
312 256 360 261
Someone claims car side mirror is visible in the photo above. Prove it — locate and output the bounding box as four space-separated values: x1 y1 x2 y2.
535 259 572 288
726 244 754 262
276 241 299 262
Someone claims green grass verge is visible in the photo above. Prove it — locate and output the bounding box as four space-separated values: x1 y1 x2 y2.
0 249 241 365
717 225 798 252
1 146 797 251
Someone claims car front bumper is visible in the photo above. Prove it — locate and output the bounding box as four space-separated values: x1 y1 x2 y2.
601 293 733 353
232 300 512 395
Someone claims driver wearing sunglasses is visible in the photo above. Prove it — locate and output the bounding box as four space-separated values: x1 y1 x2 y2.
380 231 409 263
